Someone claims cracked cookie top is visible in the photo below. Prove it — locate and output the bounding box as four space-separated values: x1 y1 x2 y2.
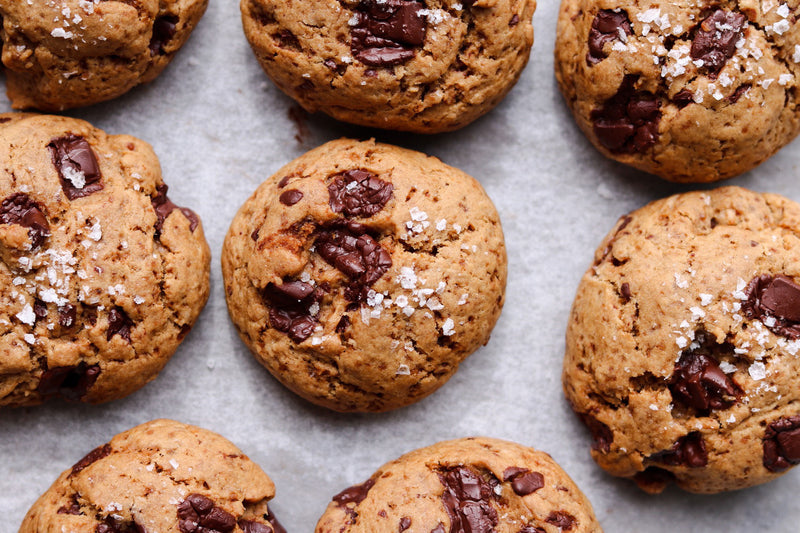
19 419 285 533
221 138 507 412
555 0 800 182
564 186 800 493
315 437 603 533
240 0 536 133
0 0 207 111
0 113 210 407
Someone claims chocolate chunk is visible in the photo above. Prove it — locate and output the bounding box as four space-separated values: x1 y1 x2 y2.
177 494 236 533
652 432 708 467
510 13 520 26
430 524 446 533
57 496 83 515
238 520 274 533
59 304 77 328
587 10 632 65
265 511 286 533
763 415 800 472
728 84 751 103
669 349 740 411
48 135 103 200
578 412 613 453
690 9 747 76
96 518 146 533
34 300 48 321
335 314 351 333
71 443 112 476
279 189 304 206
545 511 576 531
620 282 631 302
518 528 545 533
328 169 394 218
278 175 292 188
37 362 100 401
399 517 412 532
350 0 427 67
743 274 800 339
107 307 134 342
502 467 544 496
437 466 499 533
333 477 376 506
264 280 323 343
151 184 200 236
0 193 51 248
150 15 179 55
591 75 661 154
672 89 694 108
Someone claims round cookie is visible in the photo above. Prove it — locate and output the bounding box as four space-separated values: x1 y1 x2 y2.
0 113 210 406
565 186 800 493
316 437 603 533
554 0 800 182
222 138 507 412
240 0 535 133
20 419 285 533
0 0 207 111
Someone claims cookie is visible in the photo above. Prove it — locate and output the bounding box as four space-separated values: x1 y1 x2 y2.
315 436 602 533
19 419 285 533
554 0 800 182
0 0 207 111
240 0 535 133
222 138 507 412
0 113 210 406
564 186 800 493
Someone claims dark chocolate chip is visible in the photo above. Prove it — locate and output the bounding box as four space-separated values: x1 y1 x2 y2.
278 176 292 188
437 466 499 533
59 304 77 328
47 135 103 200
509 13 520 26
763 415 800 472
502 467 544 496
399 517 412 532
107 307 134 342
672 89 694 108
333 477 376 506
652 432 708 467
0 117 10 124
328 169 394 218
151 184 200 236
279 189 304 206
620 282 631 302
591 75 660 154
57 496 83 515
177 494 236 533
545 511 576 531
264 280 323 343
238 521 272 533
587 9 632 65
0 193 51 248
669 348 740 411
430 524 446 533
743 274 800 339
265 511 286 533
518 528 545 533
71 443 112 476
351 0 427 67
690 9 747 76
335 314 351 333
578 412 613 453
728 84 751 103
273 29 301 50
150 15 179 55
37 362 100 401
96 518 146 533
34 300 48 321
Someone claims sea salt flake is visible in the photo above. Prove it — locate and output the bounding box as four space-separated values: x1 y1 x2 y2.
24 333 35 344
748 361 767 380
719 361 737 373
676 336 688 348
699 293 713 306
169 459 179 469
16 304 36 326
442 318 455 336
395 364 411 376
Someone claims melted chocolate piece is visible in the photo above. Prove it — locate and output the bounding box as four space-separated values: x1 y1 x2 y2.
107 307 134 342
399 517 412 531
652 432 708 467
672 89 694 108
150 15 179 55
34 300 48 321
328 169 394 218
333 477 376 506
335 314 351 333
502 467 544 496
545 512 576 531
279 189 304 206
518 528 545 533
591 75 661 154
59 304 77 328
266 511 286 533
177 494 236 533
743 274 800 338
57 496 83 515
691 9 747 76
0 193 51 248
48 135 103 200
763 415 800 472
151 184 200 236
96 518 146 533
587 10 632 65
430 524 446 533
728 84 751 103
264 280 323 343
437 466 499 533
238 520 272 533
669 349 740 411
351 0 427 67
620 282 631 302
71 443 112 476
578 412 613 453
37 362 100 401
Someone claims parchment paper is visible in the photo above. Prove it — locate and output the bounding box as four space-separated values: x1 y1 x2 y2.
1 1 799 531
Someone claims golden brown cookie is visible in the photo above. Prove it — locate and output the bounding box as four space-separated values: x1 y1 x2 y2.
565 186 800 493
316 437 603 533
241 0 535 133
0 113 210 407
555 0 800 182
19 419 285 533
0 0 207 111
222 138 507 412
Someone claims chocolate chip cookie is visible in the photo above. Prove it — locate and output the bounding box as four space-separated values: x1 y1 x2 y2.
565 186 800 493
555 0 800 182
315 437 603 533
241 0 536 133
19 419 285 533
0 113 210 406
221 138 507 412
0 0 207 111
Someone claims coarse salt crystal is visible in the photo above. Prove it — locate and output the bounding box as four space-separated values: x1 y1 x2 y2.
395 364 411 375
442 318 455 336
748 361 767 380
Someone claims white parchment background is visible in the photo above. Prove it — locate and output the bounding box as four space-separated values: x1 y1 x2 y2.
1 1 799 531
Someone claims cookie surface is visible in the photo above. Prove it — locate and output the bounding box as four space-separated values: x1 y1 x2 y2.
315 437 603 533
554 0 800 182
241 0 535 133
222 138 507 412
0 0 207 111
20 419 285 533
0 113 210 406
565 186 800 493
